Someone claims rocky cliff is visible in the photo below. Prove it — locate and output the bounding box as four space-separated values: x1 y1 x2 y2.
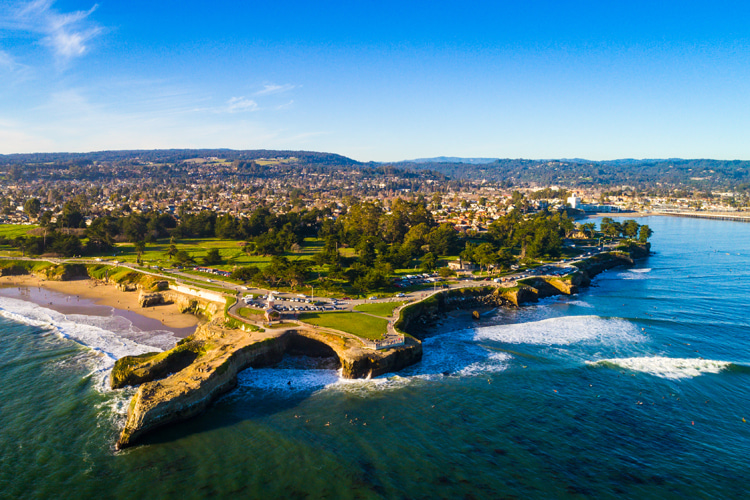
114 321 422 448
398 243 651 331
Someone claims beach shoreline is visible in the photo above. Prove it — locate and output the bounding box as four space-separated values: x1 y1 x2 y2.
0 275 199 337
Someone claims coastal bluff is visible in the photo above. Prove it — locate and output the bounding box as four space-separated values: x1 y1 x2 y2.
114 320 421 449
396 243 651 335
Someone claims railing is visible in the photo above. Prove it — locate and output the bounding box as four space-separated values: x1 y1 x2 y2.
361 335 405 350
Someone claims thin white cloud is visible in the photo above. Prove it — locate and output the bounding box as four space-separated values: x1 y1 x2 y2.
275 100 295 110
226 96 258 113
0 50 16 69
1 0 103 61
254 83 296 96
0 48 33 81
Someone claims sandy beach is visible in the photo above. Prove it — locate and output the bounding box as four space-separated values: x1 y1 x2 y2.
0 275 199 336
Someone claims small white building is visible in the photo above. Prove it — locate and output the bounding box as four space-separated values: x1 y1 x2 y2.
567 194 581 209
448 259 477 271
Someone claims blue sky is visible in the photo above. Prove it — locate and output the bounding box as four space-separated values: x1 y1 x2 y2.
1 0 749 161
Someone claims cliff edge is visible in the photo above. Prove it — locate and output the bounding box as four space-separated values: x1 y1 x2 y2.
114 321 421 448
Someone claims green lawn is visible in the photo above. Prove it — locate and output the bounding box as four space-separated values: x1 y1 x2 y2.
268 322 299 329
112 236 324 273
298 312 388 340
353 301 405 318
238 307 264 318
0 224 38 239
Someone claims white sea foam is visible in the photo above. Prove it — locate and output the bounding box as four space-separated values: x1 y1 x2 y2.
233 366 416 399
232 328 514 399
587 356 732 379
564 300 594 308
473 315 645 346
617 268 652 280
456 351 512 377
0 296 170 389
410 331 511 378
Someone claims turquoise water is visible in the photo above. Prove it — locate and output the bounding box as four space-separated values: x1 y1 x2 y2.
1 216 750 499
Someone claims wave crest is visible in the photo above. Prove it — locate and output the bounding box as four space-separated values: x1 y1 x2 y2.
587 356 732 379
473 315 645 346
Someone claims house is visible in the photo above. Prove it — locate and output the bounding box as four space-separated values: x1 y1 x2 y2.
448 259 477 271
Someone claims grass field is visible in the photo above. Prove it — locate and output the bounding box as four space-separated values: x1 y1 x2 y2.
298 312 388 340
106 236 332 274
238 307 264 318
0 224 38 239
268 322 299 329
353 301 405 318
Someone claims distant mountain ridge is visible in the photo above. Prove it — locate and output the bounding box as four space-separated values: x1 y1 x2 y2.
408 156 499 164
2 148 749 190
407 156 692 165
388 157 750 190
0 149 361 167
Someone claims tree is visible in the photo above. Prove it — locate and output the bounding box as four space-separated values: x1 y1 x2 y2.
638 225 653 243
38 211 53 228
356 238 376 266
600 217 621 238
164 244 179 260
402 223 431 257
231 266 261 282
60 201 84 229
86 216 117 254
421 252 437 271
133 240 146 264
510 191 530 213
23 198 41 219
622 219 640 238
51 233 82 257
174 250 195 265
203 248 223 265
460 242 476 263
579 222 597 238
122 214 148 242
438 266 455 278
426 224 461 256
473 242 499 273
496 248 516 271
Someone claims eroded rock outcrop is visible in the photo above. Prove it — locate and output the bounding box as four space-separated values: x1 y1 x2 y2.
114 321 422 448
399 244 651 332
137 292 167 308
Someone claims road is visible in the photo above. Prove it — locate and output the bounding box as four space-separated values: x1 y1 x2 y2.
5 244 612 341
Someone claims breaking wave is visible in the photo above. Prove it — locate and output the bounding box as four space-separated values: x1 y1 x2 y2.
473 315 646 346
0 296 173 389
587 356 734 379
616 268 652 280
232 328 514 399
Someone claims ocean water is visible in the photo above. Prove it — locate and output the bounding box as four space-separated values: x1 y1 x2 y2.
1 215 750 499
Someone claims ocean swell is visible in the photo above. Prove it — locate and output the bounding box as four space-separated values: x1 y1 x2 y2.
473 315 646 346
0 296 172 389
587 356 733 379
